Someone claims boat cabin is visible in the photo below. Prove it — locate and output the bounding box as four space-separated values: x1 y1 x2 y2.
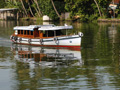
13 25 73 38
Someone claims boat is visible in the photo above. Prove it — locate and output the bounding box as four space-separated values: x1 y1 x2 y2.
10 24 83 48
11 44 83 68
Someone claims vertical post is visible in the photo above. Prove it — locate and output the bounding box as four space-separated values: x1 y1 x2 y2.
13 10 15 20
17 11 19 20
33 31 34 37
39 31 40 37
23 30 24 36
0 11 1 19
47 31 48 37
10 10 11 18
6 11 7 20
66 29 67 35
54 30 56 36
113 0 115 18
3 11 4 20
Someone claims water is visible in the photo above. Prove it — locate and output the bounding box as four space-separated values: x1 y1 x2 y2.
0 21 120 90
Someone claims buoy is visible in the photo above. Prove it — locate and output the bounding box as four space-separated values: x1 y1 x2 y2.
28 39 31 44
79 32 83 37
54 37 58 44
14 36 18 42
19 38 22 43
40 39 43 45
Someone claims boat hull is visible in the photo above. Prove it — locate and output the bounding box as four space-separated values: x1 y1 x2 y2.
10 35 82 48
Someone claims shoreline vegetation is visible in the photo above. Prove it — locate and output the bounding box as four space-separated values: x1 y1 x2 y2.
98 18 120 23
1 0 120 22
20 17 120 23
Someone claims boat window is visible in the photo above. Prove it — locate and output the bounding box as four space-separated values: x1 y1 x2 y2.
43 30 64 37
58 29 71 35
21 54 24 58
25 54 27 58
31 54 34 58
18 30 20 34
43 31 47 37
61 30 67 35
48 31 54 37
56 30 63 36
24 30 26 35
31 31 33 35
21 30 23 34
28 54 31 58
27 30 29 35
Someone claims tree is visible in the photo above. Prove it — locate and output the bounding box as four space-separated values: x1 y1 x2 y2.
0 0 6 8
33 0 42 17
31 0 41 17
65 0 112 21
51 0 61 18
20 0 28 17
4 0 112 21
93 0 102 17
38 0 63 20
28 0 35 17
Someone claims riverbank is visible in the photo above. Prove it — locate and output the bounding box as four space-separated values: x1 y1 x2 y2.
98 19 120 23
20 17 43 21
19 17 120 23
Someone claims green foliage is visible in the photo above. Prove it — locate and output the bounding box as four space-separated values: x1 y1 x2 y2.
0 0 6 8
65 0 112 22
5 0 22 11
3 0 113 21
65 0 92 16
38 0 58 20
117 14 120 19
38 0 64 20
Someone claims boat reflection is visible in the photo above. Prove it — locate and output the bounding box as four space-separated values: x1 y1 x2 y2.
11 44 83 68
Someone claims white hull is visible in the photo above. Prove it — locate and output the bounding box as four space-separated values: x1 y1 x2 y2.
11 35 82 47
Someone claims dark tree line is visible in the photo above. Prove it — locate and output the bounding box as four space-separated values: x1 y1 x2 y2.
0 0 113 21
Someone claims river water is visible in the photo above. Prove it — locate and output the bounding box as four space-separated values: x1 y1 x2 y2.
0 21 120 90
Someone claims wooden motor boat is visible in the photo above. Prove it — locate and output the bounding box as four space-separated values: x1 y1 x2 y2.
10 24 83 48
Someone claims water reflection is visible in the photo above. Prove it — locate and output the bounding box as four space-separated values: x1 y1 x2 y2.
10 44 83 89
11 44 83 68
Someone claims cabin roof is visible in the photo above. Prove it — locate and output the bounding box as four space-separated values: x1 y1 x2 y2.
38 26 73 30
14 24 55 31
14 24 73 31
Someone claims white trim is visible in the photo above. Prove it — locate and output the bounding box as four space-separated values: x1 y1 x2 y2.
13 24 73 31
38 26 73 31
14 26 34 31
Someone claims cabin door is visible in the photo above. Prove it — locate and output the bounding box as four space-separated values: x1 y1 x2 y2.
34 28 39 37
